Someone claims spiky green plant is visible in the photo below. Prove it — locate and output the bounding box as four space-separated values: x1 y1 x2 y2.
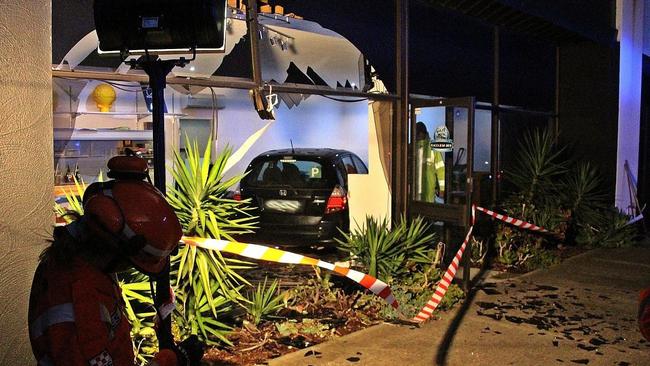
167 135 257 238
560 162 608 225
577 208 638 248
54 171 104 221
337 215 437 282
119 271 158 365
167 135 258 345
506 128 567 206
243 277 285 325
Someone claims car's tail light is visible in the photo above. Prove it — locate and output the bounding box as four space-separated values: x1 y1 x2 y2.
326 185 347 214
233 190 242 201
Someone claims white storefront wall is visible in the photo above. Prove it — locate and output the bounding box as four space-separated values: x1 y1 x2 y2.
52 15 391 227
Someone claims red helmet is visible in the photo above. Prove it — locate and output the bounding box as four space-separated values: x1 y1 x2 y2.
82 156 182 275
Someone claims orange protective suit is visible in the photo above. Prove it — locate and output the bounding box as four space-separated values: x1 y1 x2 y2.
640 287 650 341
28 256 177 366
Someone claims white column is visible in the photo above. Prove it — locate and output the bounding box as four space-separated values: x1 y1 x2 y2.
615 0 645 213
0 0 53 363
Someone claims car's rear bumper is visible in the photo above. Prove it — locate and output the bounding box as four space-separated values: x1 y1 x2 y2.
243 219 342 246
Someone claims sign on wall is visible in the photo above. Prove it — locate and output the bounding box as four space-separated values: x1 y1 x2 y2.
431 125 453 152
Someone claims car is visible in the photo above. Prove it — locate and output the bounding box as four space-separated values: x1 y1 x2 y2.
238 148 368 247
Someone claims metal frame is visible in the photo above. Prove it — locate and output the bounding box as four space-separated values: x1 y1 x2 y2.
51 70 398 101
491 26 500 206
393 0 409 217
408 96 475 292
408 96 475 229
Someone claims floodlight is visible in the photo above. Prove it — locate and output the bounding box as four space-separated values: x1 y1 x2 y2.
94 0 227 55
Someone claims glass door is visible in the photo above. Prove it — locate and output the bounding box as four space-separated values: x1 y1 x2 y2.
409 97 475 228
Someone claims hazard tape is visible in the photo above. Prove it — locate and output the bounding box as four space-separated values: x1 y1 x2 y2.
412 205 551 322
181 237 399 309
413 225 473 322
177 204 551 322
475 206 549 233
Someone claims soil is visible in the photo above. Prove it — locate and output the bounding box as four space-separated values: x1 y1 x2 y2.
203 247 382 366
201 296 382 366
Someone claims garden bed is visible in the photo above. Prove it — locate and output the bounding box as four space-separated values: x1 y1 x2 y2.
203 302 382 365
202 261 385 366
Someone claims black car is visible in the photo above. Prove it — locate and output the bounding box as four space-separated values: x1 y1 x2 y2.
239 148 368 246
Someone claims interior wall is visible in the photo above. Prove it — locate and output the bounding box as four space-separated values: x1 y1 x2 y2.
0 0 53 363
211 88 369 180
559 42 620 201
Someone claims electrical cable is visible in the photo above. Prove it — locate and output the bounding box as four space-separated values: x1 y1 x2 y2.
55 77 147 93
320 95 367 103
103 80 147 93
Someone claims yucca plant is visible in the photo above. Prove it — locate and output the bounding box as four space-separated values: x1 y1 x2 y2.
506 128 567 208
243 277 285 325
561 162 607 217
167 135 257 238
558 161 609 244
577 208 637 248
167 135 258 346
119 271 158 365
54 171 104 221
337 215 437 282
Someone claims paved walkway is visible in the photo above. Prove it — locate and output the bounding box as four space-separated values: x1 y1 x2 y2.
269 247 650 365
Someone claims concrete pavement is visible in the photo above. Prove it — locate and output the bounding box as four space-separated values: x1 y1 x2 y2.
269 247 650 365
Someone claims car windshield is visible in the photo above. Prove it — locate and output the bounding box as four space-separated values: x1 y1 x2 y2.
245 157 333 188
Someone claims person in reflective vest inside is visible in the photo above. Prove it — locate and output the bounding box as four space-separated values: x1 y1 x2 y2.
29 155 203 366
415 122 445 203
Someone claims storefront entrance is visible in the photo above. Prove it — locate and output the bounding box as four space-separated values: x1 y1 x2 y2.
409 97 475 229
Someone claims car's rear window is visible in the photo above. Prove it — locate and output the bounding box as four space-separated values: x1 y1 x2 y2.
245 157 333 188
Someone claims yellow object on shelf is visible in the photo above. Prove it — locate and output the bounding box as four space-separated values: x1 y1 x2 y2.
274 5 284 15
92 83 116 112
260 4 272 13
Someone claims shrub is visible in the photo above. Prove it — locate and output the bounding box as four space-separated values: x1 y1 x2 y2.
496 127 639 271
370 270 465 321
243 277 285 325
576 208 637 248
167 136 258 346
337 215 437 282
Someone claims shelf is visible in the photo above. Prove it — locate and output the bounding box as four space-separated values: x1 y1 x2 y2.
54 111 186 118
54 128 153 141
54 155 117 158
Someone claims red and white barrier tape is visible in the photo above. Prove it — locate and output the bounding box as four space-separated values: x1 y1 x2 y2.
413 225 474 322
412 205 551 322
182 237 399 309
475 206 549 233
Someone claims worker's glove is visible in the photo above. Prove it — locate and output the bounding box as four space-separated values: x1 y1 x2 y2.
173 335 205 366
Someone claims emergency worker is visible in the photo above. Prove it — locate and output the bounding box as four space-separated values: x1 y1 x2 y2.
28 155 204 366
415 122 445 203
640 287 650 341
